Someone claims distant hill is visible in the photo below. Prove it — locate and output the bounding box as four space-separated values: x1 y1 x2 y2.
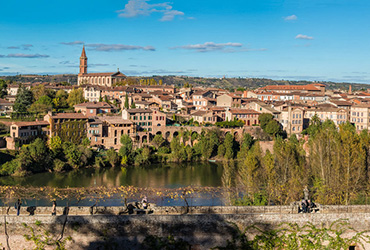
132 75 370 91
1 74 369 91
0 74 77 85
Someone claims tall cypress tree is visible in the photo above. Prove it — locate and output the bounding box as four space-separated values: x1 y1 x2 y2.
124 94 129 109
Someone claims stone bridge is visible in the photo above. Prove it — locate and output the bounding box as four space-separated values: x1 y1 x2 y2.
134 125 262 147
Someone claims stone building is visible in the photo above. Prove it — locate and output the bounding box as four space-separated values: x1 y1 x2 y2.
5 121 50 150
74 102 116 117
225 109 260 126
216 94 242 108
44 112 88 144
87 116 136 150
0 98 13 113
191 110 222 124
77 46 126 86
279 107 305 135
351 104 370 131
122 109 166 132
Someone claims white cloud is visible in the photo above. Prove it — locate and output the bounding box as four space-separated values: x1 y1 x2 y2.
7 44 34 50
173 42 243 52
284 15 297 21
61 41 85 45
295 34 314 40
86 43 155 52
6 54 49 58
172 42 267 53
117 0 184 21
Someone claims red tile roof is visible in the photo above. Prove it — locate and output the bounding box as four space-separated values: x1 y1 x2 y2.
259 84 321 91
11 121 49 127
49 113 88 119
81 72 126 77
229 109 260 114
74 102 115 109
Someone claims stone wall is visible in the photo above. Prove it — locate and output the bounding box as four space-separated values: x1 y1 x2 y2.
5 204 370 216
1 205 370 249
0 213 369 250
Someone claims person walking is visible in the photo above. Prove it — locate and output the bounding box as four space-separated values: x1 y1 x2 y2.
15 199 21 216
51 201 57 216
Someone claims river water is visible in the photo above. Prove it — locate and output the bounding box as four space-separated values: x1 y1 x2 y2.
0 162 227 206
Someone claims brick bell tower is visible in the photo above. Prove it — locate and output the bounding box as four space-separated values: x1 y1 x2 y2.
79 45 87 75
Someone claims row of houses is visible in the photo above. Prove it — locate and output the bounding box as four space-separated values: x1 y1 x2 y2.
3 80 370 151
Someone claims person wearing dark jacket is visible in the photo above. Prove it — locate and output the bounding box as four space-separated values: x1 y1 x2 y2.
15 199 21 216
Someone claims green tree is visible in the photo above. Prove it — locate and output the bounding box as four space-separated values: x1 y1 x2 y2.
63 142 93 169
170 136 186 162
152 134 165 149
28 95 53 113
238 133 254 159
49 136 63 157
239 143 263 199
134 147 151 165
119 135 133 163
130 100 136 109
217 144 226 158
265 120 282 137
124 94 129 109
67 88 85 107
37 95 52 105
339 122 366 205
28 102 52 114
258 113 274 130
31 85 47 101
106 148 120 167
53 90 69 109
14 85 34 112
0 79 8 98
82 137 91 147
224 133 236 159
262 150 277 204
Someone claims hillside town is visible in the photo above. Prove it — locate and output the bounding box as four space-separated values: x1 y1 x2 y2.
0 46 368 151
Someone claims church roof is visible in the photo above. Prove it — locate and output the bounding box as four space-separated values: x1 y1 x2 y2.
81 71 126 77
81 46 86 58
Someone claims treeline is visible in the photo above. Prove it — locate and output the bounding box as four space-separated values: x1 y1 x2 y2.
221 117 370 206
0 128 253 176
13 84 86 115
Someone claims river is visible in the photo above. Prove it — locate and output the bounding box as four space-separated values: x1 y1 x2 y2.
0 162 227 206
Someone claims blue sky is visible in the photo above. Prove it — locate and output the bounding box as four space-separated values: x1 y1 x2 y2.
1 0 370 83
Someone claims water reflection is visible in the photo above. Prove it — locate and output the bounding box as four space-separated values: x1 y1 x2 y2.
0 162 223 188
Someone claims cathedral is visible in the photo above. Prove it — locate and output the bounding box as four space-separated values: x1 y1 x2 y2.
77 46 126 87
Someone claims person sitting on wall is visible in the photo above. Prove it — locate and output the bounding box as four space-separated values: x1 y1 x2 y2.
127 204 135 214
301 199 308 213
308 200 317 213
26 206 36 216
142 196 148 209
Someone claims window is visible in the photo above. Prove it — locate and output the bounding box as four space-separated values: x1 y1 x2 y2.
90 109 93 113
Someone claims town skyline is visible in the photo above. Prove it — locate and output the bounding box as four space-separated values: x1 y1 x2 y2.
1 0 370 83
